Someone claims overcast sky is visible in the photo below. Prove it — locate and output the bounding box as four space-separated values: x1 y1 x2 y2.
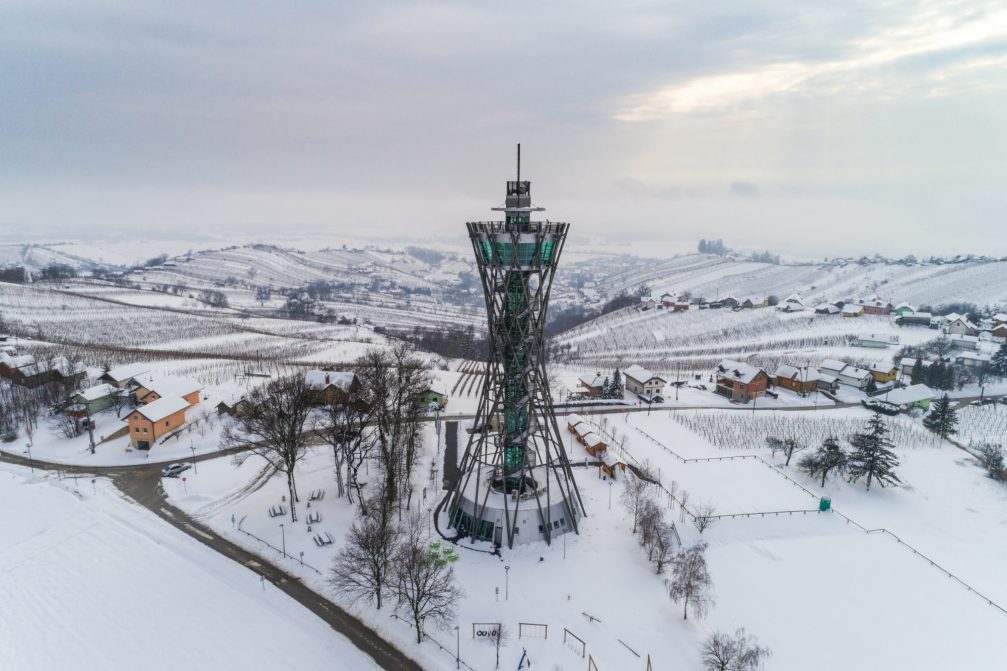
2 0 1006 258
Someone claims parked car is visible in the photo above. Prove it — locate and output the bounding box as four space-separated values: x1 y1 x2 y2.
161 463 191 478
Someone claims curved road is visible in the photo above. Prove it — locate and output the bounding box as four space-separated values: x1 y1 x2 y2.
0 450 423 671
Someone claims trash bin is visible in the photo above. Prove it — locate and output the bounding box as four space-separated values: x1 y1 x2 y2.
819 497 832 511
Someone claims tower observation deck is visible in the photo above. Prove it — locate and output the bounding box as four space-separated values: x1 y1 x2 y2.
447 146 585 549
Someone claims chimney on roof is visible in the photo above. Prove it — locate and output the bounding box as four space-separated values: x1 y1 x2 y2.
325 373 330 385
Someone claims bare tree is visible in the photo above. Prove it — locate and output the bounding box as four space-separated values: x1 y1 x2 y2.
651 521 678 574
222 375 315 522
318 394 374 507
666 542 714 620
701 628 772 671
356 345 431 515
486 624 510 669
693 501 717 534
329 503 401 610
766 436 805 466
49 411 82 439
638 496 662 557
393 515 464 644
621 462 655 533
679 490 691 523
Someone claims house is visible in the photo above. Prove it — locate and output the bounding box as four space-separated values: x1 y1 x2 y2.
715 360 769 403
777 295 805 313
954 351 992 368
896 311 933 327
99 363 151 389
947 334 979 350
884 384 936 411
869 363 898 384
858 298 892 316
623 365 666 401
0 355 84 389
68 384 118 415
0 334 10 342
814 303 840 315
640 296 657 310
125 395 189 449
417 387 448 411
304 370 361 406
992 324 1007 339
820 359 873 389
772 365 825 395
719 295 739 309
853 334 899 348
660 293 678 308
944 317 979 337
899 357 931 376
740 297 766 309
893 303 916 316
993 313 1007 327
132 375 203 407
578 373 606 397
582 432 608 457
215 395 251 417
670 301 690 312
841 304 864 317
566 414 587 433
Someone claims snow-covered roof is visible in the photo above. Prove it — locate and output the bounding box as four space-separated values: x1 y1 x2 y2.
948 334 979 343
870 362 897 373
73 384 117 402
946 317 978 330
773 365 826 382
901 311 932 319
566 414 587 427
815 303 840 314
820 359 848 373
135 374 202 398
131 395 189 423
103 363 150 384
857 333 898 345
578 374 604 388
885 384 936 406
843 366 872 380
954 351 991 362
716 359 766 385
623 364 665 385
895 302 916 311
584 434 606 448
304 370 356 391
783 294 804 305
841 304 864 314
993 313 1007 322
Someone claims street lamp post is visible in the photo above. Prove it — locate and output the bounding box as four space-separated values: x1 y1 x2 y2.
455 625 460 669
25 441 33 473
279 523 286 558
608 481 613 510
190 440 198 475
299 551 304 567
504 565 510 601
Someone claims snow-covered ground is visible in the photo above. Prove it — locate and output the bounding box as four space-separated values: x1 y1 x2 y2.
162 408 1007 670
0 463 379 670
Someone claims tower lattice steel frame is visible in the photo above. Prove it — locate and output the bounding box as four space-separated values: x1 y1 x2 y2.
447 147 585 549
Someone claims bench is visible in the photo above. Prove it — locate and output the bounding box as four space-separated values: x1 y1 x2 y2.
268 504 287 518
307 511 321 524
309 489 326 501
313 531 335 547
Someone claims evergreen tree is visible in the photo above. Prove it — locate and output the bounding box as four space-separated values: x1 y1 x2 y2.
910 359 924 385
847 414 901 491
923 394 958 440
992 343 1007 377
611 368 622 398
798 437 848 486
601 376 611 398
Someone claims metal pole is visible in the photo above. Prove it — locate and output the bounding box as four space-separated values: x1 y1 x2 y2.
280 523 286 558
25 442 33 473
608 481 613 510
505 565 510 601
190 442 198 475
455 625 460 669
563 531 566 559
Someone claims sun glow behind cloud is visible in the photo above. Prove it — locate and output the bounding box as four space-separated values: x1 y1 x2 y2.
614 3 1007 120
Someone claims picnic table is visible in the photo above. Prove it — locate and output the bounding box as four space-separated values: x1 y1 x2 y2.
309 489 326 501
312 531 335 547
307 511 321 524
268 504 287 518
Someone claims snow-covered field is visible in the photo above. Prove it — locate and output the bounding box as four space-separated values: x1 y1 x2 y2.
0 463 380 671
161 407 1007 670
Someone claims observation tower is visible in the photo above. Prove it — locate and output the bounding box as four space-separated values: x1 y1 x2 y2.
447 146 585 549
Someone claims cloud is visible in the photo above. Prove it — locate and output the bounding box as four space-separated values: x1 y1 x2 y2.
613 1 1007 120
